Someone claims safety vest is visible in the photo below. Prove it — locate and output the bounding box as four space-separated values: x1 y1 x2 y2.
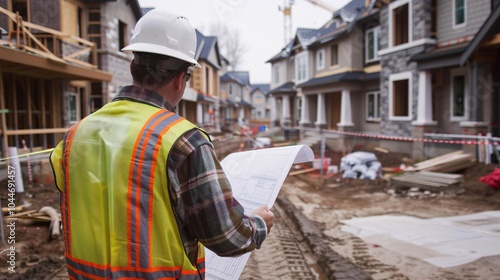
50 99 205 279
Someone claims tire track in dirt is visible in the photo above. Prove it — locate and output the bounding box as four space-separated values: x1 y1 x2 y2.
240 203 319 279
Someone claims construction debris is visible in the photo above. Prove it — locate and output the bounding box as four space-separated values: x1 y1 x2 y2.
403 151 475 173
480 168 500 189
390 171 464 195
7 207 61 223
340 151 382 180
39 206 60 239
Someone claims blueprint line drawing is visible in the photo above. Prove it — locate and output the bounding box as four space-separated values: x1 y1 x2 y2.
205 145 314 280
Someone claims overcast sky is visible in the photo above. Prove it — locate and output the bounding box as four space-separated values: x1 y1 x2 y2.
137 0 351 84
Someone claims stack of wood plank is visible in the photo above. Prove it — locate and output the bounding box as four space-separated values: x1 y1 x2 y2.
403 151 475 173
391 171 464 193
2 208 61 223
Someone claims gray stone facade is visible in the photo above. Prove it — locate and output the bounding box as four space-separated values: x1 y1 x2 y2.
99 0 138 97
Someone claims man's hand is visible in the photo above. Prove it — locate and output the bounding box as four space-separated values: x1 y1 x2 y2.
253 205 274 234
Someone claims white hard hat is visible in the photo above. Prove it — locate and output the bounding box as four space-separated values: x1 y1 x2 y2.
122 9 201 68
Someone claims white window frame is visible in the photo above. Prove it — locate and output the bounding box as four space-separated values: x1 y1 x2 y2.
316 49 325 70
450 68 468 121
389 72 413 121
68 91 80 124
453 0 467 29
388 0 412 48
365 26 380 63
366 91 380 121
330 44 338 66
295 52 309 83
273 64 280 84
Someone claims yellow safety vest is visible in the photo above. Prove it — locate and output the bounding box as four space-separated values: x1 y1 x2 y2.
50 100 205 279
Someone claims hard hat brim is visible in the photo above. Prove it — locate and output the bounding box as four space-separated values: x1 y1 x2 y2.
122 43 201 68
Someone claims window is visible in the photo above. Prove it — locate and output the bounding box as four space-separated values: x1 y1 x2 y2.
454 0 466 28
295 53 308 82
290 58 295 80
118 20 128 50
389 72 412 120
205 67 210 94
88 5 101 48
330 45 338 66
431 0 437 38
11 0 28 26
229 84 233 95
274 65 280 84
316 49 325 70
67 86 81 123
365 26 380 63
366 91 380 121
77 7 84 38
390 1 410 47
450 69 467 120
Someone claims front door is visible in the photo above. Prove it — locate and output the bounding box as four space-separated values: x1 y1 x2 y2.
327 92 341 130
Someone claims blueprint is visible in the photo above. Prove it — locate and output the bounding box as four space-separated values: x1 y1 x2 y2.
205 145 314 280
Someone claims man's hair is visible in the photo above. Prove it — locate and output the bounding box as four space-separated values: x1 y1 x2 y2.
131 52 190 88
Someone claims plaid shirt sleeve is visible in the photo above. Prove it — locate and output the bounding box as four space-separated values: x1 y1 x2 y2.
168 129 267 259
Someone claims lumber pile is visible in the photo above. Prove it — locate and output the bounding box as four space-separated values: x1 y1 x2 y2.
391 171 464 194
403 151 475 173
6 208 61 223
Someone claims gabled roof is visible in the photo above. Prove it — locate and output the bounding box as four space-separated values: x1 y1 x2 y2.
296 28 321 47
312 0 371 46
195 30 222 69
266 40 294 63
460 3 500 66
410 43 467 71
268 82 296 95
220 71 250 86
332 0 367 22
250 84 271 95
267 0 371 62
298 71 379 88
197 93 218 103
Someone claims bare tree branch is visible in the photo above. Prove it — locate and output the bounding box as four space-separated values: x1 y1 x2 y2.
207 21 248 71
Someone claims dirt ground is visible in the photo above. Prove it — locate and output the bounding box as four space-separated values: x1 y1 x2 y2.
1 146 500 279
280 148 500 279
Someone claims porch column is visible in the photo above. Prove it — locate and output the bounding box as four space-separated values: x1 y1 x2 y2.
315 93 326 127
299 94 311 126
411 71 437 160
239 107 245 123
338 89 354 127
413 71 437 125
196 103 203 125
271 97 280 127
282 95 291 126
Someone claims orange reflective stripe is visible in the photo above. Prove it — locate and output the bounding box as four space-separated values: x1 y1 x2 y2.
61 121 83 256
127 110 183 268
66 253 198 279
147 117 184 266
126 110 172 266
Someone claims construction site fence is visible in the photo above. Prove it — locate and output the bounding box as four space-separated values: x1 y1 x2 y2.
281 127 500 164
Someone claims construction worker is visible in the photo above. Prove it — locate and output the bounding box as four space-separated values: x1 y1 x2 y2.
50 9 274 279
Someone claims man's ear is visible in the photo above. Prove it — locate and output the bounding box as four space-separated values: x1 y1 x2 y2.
173 71 184 91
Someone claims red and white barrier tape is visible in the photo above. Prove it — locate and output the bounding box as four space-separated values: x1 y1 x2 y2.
334 131 499 145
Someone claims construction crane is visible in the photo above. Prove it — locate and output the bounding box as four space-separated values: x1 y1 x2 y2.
279 0 338 43
306 0 337 13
